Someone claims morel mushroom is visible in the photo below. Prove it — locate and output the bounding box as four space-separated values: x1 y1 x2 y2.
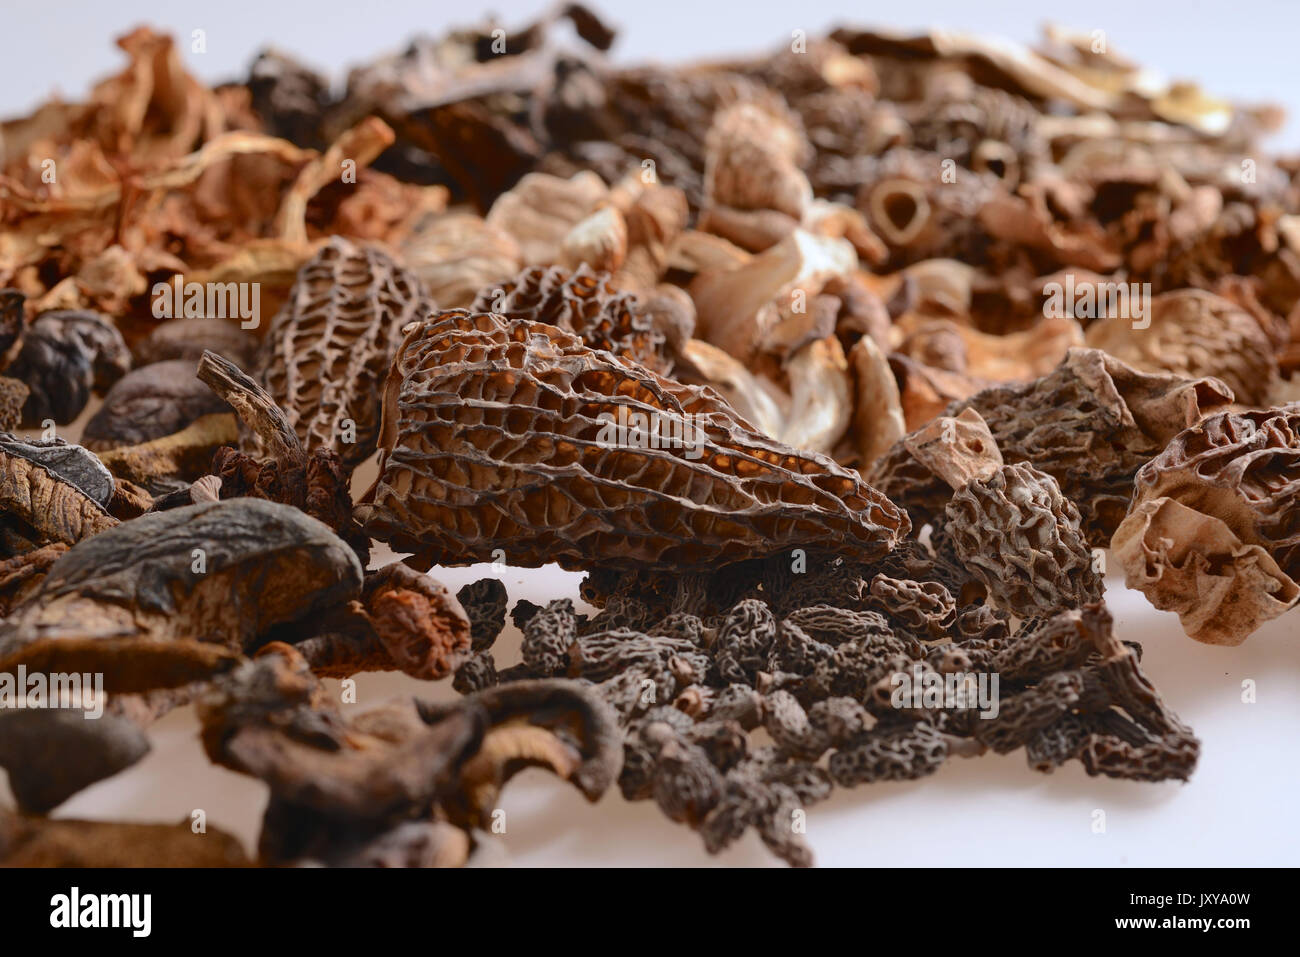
1085 289 1278 406
1112 405 1300 644
251 237 436 469
902 408 1103 616
359 309 908 571
470 263 668 372
871 348 1235 545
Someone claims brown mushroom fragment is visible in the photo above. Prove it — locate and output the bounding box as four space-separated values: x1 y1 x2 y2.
871 348 1235 544
418 680 623 829
5 309 130 426
199 648 616 865
0 810 250 867
400 213 522 309
360 309 908 571
0 499 363 691
0 542 66 615
96 414 239 492
0 434 118 550
289 563 472 680
1085 289 1278 406
198 648 483 822
1113 405 1300 644
81 360 232 452
251 238 435 469
197 350 364 552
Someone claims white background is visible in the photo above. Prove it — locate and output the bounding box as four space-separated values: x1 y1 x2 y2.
2 1 1298 866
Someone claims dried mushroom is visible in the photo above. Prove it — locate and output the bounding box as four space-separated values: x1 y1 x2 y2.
0 433 118 551
360 309 908 571
1113 405 1300 644
1085 289 1278 406
252 238 436 468
291 563 472 680
198 350 365 553
400 212 522 308
0 708 151 813
471 263 668 372
900 409 1103 616
6 309 130 426
198 648 617 865
81 359 231 452
7 11 1281 869
134 317 256 367
0 810 250 867
871 348 1235 544
0 499 363 691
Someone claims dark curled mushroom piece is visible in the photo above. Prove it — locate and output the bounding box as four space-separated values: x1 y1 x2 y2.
358 309 908 571
203 648 621 866
196 646 483 867
457 577 509 651
0 433 118 553
199 647 483 818
0 808 250 867
416 679 624 831
6 309 131 427
197 350 367 557
0 498 364 692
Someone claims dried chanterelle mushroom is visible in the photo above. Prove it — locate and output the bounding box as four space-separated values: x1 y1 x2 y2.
9 8 1300 869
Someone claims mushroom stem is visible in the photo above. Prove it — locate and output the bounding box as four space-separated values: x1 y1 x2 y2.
869 178 932 246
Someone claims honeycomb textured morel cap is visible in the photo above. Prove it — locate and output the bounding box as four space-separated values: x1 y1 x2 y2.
471 263 669 373
251 237 436 469
359 310 909 570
